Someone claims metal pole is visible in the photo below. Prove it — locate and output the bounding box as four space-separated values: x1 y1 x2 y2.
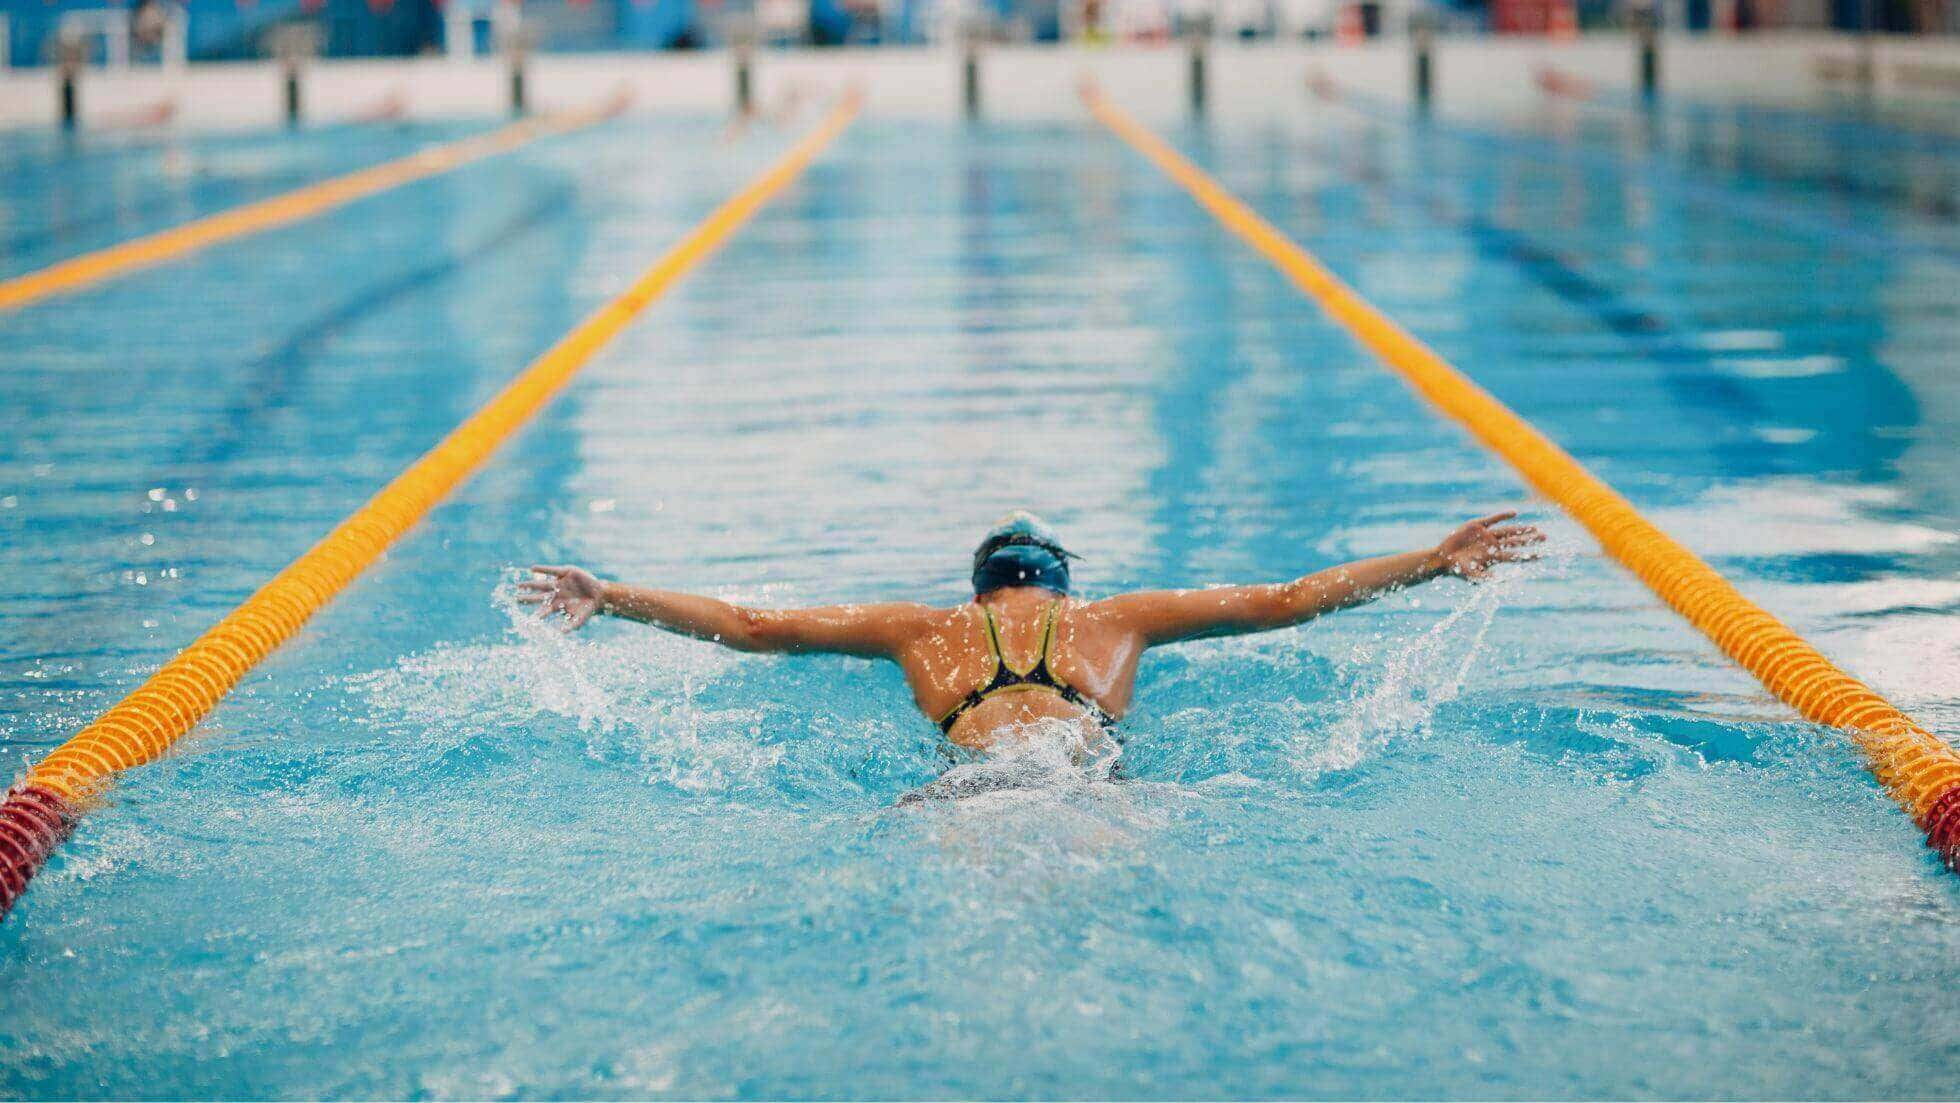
60 68 78 130
509 44 527 115
269 24 319 128
1411 13 1433 114
1858 0 1876 103
1636 6 1659 102
962 40 979 119
1187 33 1207 115
58 37 82 130
1184 12 1213 118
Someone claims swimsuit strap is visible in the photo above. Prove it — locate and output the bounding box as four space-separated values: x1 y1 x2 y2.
983 605 1033 677
1024 601 1062 681
1037 601 1061 667
938 600 1114 734
1031 602 1116 728
939 606 1005 733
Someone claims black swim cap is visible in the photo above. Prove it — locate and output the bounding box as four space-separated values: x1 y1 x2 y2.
971 511 1075 595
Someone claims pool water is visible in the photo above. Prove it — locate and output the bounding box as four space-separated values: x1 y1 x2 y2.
2 94 1959 1098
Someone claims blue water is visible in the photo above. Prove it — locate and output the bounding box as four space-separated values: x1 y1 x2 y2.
2 97 1959 1098
0 122 487 281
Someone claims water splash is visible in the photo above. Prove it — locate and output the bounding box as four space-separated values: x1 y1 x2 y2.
886 717 1179 885
1307 573 1523 779
349 580 788 796
899 716 1121 806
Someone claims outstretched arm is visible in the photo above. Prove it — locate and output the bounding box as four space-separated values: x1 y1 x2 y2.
518 565 929 658
1090 512 1543 647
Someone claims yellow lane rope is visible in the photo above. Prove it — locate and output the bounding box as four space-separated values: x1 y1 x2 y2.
1086 89 1960 861
23 93 862 806
0 99 620 314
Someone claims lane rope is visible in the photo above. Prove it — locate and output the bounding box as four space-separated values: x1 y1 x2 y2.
0 93 864 921
0 97 622 314
1085 88 1960 869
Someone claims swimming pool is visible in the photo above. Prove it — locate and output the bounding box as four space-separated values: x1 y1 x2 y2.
2 92 1958 1097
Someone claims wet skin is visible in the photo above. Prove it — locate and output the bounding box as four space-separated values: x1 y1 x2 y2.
520 512 1544 755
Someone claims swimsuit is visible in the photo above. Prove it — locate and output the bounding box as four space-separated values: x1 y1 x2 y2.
936 601 1115 735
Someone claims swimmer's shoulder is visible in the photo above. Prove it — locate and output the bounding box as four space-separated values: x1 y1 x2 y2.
879 601 981 656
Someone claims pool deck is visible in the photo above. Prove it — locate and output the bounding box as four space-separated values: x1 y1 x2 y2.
1 32 1958 131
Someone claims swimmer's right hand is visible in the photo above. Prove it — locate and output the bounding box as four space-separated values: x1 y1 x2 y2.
518 564 606 630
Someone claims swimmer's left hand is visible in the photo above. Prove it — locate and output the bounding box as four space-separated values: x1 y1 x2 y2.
1434 511 1545 582
518 564 605 630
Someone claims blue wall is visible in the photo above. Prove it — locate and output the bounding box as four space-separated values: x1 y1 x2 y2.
1 0 439 66
615 0 698 49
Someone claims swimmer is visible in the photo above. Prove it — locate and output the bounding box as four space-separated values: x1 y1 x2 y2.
521 509 1542 768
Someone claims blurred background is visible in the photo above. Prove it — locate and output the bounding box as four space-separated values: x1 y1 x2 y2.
4 0 1959 1081
0 0 1952 71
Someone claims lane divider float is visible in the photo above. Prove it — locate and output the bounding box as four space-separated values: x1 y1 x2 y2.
0 92 864 921
1084 87 1960 869
0 94 625 315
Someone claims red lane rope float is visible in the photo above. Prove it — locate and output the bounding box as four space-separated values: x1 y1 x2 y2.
1085 87 1960 869
0 92 863 921
0 94 627 314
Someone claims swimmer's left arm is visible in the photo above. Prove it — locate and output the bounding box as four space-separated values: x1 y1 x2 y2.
1091 512 1543 646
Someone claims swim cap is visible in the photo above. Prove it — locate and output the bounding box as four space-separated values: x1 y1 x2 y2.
971 511 1076 595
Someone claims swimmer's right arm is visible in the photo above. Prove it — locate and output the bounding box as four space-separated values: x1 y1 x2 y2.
520 565 929 658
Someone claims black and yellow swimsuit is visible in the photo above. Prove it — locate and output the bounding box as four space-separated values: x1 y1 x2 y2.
937 601 1115 735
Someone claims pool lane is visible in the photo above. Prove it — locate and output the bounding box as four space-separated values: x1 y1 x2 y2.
0 118 737 753
1243 88 1960 747
1290 91 1937 490
0 98 861 921
1307 104 1921 485
1523 88 1960 227
1488 94 1960 251
1584 89 1960 164
1094 89 1959 859
0 123 487 281
1336 90 1960 267
0 105 621 313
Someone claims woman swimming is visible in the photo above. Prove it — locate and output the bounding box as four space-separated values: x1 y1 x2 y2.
520 510 1543 764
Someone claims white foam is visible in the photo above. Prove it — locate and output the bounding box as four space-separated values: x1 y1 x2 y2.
349 580 787 794
1305 567 1534 778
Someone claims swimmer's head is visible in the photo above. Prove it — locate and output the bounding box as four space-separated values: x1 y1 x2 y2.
972 510 1076 596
